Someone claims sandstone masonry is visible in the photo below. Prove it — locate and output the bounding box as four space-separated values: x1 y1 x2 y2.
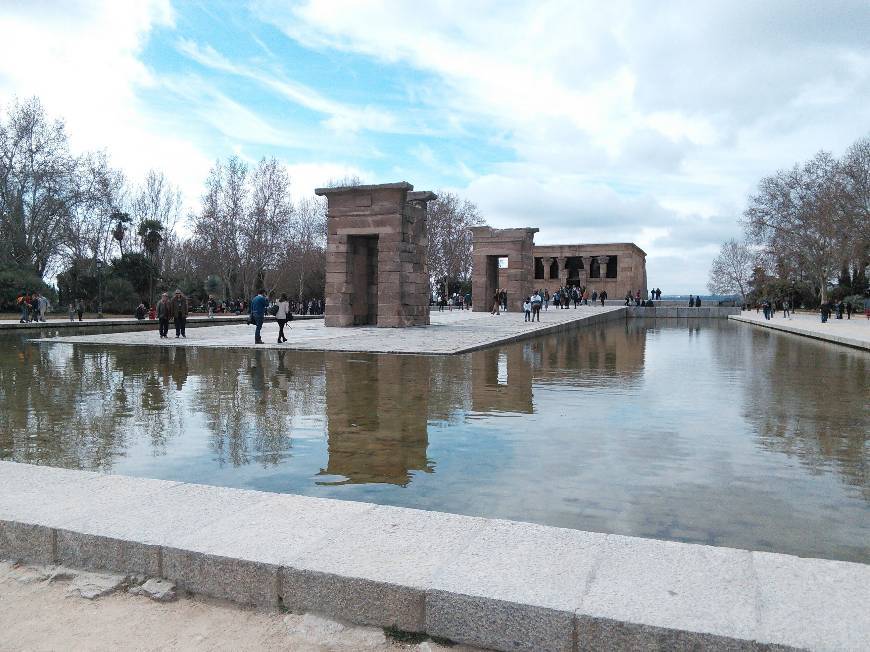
316 182 435 328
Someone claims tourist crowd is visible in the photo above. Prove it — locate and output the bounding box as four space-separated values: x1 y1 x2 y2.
753 295 870 321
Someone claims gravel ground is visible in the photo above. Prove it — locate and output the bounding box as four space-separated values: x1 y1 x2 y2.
0 561 479 652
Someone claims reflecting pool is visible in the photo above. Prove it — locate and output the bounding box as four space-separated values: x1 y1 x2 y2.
1 320 868 562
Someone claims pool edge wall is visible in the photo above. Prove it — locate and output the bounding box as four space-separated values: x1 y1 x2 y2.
0 461 866 652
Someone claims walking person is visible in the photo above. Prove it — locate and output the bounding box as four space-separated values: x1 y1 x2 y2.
864 294 870 319
600 290 607 306
250 288 269 343
35 293 48 322
782 299 791 320
276 293 291 343
523 297 532 322
845 301 853 319
543 289 550 310
531 290 542 322
172 289 188 338
75 299 84 322
820 301 831 323
67 303 75 322
207 295 217 319
157 292 171 338
16 292 27 323
491 289 500 315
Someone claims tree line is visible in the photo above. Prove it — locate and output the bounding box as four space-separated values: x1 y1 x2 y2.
0 97 484 314
709 135 870 307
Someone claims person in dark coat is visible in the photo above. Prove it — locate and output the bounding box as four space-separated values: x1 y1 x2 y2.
250 289 269 343
171 289 188 338
156 293 171 338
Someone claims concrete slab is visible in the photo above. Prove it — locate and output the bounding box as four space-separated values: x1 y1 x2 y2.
428 520 607 652
729 312 870 351
164 493 374 607
752 550 870 651
286 505 489 631
37 307 626 355
579 535 757 646
0 462 867 651
0 521 55 564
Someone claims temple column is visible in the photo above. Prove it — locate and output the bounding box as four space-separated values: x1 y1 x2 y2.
544 257 554 281
597 256 609 282
557 257 568 285
581 256 593 287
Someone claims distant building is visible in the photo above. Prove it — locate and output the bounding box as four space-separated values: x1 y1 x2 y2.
532 242 648 299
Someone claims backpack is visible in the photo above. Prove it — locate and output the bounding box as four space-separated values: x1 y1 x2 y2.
269 303 280 316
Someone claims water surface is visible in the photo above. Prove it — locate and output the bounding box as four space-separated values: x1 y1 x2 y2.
1 320 867 562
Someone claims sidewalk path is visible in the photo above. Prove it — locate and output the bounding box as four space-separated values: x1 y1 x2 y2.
36 307 625 355
729 311 870 351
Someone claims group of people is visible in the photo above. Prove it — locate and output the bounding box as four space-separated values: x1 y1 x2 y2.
435 292 471 311
15 292 50 323
150 289 308 344
687 295 703 307
494 285 663 317
820 299 861 323
154 290 191 338
755 296 870 322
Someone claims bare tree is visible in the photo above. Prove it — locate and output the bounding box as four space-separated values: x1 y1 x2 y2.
285 196 326 302
0 97 84 276
707 239 755 303
244 157 293 295
839 136 870 290
743 151 844 302
426 191 485 298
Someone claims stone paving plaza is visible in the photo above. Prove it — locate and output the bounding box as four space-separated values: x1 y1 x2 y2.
730 310 870 351
42 306 625 355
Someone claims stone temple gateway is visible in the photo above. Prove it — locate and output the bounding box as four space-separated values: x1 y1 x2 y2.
318 181 648 325
316 182 435 328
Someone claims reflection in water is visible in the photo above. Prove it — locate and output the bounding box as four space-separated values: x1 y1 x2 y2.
320 354 433 486
0 321 867 562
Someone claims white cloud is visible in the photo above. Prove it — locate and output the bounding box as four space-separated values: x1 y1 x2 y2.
175 39 399 134
0 0 211 210
256 0 870 291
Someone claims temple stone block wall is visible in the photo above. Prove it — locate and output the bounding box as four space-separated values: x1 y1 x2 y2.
532 243 648 299
470 227 538 311
316 182 434 328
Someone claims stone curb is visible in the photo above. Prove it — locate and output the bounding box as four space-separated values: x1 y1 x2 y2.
0 314 322 332
728 315 870 351
1 462 866 651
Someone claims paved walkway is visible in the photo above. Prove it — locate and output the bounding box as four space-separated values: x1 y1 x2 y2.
1 462 866 651
729 311 870 351
0 314 319 331
38 306 625 355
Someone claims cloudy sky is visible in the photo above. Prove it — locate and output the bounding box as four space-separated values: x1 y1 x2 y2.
1 0 868 292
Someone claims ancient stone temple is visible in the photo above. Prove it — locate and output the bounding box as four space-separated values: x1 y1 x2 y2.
316 182 435 327
533 243 648 299
470 226 539 312
470 229 649 305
